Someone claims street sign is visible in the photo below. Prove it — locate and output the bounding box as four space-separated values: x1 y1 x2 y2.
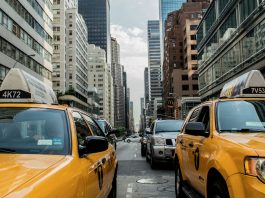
167 98 174 108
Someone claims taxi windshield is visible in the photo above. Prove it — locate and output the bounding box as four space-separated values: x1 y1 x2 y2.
217 100 265 133
0 108 69 155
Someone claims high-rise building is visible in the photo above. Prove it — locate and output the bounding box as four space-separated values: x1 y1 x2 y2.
87 44 113 123
129 101 135 132
159 0 186 63
111 37 126 128
163 1 209 118
124 75 129 130
52 0 77 94
78 0 111 64
0 0 53 86
148 20 162 115
197 0 265 100
140 97 145 130
144 67 150 107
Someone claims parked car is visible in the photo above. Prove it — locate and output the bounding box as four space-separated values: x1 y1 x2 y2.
140 128 149 156
125 134 141 143
0 68 118 197
146 119 183 168
175 70 265 198
96 119 117 149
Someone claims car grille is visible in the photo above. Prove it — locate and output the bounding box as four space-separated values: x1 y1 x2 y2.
166 139 176 146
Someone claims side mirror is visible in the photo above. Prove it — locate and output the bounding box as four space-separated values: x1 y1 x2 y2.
109 128 118 135
185 122 208 137
85 136 108 154
145 128 152 134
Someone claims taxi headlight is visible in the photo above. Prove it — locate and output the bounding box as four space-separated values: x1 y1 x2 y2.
154 137 165 145
245 157 265 183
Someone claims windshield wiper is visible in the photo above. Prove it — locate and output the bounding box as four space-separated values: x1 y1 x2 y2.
220 128 265 133
0 148 16 153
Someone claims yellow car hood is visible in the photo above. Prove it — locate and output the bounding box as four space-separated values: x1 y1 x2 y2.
220 133 265 156
0 154 65 197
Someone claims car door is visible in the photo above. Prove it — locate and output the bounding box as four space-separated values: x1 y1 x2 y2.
72 111 101 198
180 107 201 181
81 114 114 197
184 105 211 195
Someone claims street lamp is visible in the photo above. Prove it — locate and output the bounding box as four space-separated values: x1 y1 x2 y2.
12 54 36 68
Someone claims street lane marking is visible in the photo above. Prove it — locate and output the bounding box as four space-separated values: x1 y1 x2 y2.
127 187 132 193
126 183 133 198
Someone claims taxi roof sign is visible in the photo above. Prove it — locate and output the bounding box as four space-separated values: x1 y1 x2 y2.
220 70 265 98
0 68 58 104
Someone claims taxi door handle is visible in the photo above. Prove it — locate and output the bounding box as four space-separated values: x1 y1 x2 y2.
188 142 194 148
179 140 183 145
102 158 106 165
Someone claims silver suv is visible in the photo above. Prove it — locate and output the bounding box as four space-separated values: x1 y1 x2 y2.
146 119 183 168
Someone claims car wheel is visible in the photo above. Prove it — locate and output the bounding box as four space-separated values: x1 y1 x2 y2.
175 158 184 198
141 147 146 157
108 170 117 198
127 139 131 143
146 150 150 162
209 178 230 198
150 152 157 169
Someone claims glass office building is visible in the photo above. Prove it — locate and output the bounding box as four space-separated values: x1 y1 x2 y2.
148 20 162 114
78 0 111 64
159 0 186 63
197 0 265 100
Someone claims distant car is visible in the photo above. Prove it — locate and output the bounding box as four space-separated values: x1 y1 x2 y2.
140 128 149 156
125 134 141 143
146 119 183 168
96 119 117 149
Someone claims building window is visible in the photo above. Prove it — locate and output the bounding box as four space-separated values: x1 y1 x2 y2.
5 0 52 44
191 55 197 60
0 10 51 62
240 0 258 22
190 25 197 31
182 75 189 81
191 45 197 50
69 30 72 35
193 85 199 90
192 74 198 80
190 35 196 40
182 85 189 91
192 64 198 70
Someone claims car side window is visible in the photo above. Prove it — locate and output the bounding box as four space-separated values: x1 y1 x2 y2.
82 114 105 137
72 112 92 147
188 107 201 122
197 106 210 133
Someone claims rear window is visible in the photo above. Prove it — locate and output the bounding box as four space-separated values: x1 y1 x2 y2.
0 108 70 155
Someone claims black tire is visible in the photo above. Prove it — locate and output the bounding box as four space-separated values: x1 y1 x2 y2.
175 158 184 198
146 149 150 162
150 152 157 169
209 178 229 198
108 170 117 198
127 139 131 143
141 149 146 157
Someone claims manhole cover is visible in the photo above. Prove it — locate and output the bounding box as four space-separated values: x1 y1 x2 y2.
136 178 168 184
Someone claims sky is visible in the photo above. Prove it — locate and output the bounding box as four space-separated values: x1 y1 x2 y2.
110 0 159 131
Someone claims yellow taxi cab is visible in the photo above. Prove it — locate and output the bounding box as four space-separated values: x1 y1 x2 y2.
0 68 118 198
175 70 265 198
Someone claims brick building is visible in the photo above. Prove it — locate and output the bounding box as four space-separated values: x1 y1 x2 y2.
163 0 209 118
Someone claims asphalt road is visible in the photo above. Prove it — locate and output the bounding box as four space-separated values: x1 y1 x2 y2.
116 141 175 198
